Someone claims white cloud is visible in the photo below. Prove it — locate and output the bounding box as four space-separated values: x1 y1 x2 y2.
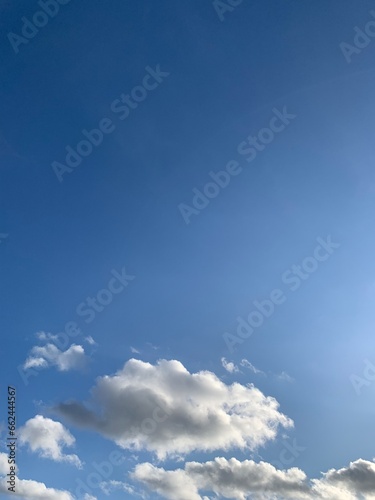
133 457 375 500
99 480 141 497
277 371 294 383
221 357 239 373
146 342 159 350
239 359 293 381
23 343 87 372
56 358 292 459
0 477 73 500
19 415 82 468
84 336 97 346
0 452 73 500
133 463 202 500
311 458 375 499
130 346 140 354
240 358 265 375
0 452 9 475
36 331 48 341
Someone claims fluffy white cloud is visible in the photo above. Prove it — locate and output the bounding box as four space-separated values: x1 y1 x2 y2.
19 415 82 468
0 453 73 500
23 343 87 372
133 457 375 500
221 357 239 373
311 458 375 499
56 358 292 459
133 463 202 500
0 478 73 500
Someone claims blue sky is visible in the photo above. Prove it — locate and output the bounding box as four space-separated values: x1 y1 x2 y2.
1 0 375 499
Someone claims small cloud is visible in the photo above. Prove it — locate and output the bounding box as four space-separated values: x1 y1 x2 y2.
131 346 140 354
277 371 294 383
36 331 47 341
23 343 88 372
84 336 97 346
24 357 48 369
100 480 138 496
19 415 82 468
240 359 265 375
146 342 159 350
221 357 239 373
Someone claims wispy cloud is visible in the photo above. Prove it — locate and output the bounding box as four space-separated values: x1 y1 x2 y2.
84 336 97 346
24 343 87 372
277 371 295 383
221 357 239 373
240 358 265 375
23 332 89 372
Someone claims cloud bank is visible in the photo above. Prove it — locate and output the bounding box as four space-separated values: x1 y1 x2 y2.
133 456 375 500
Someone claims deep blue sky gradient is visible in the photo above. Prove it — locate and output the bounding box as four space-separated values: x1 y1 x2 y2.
1 0 375 498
